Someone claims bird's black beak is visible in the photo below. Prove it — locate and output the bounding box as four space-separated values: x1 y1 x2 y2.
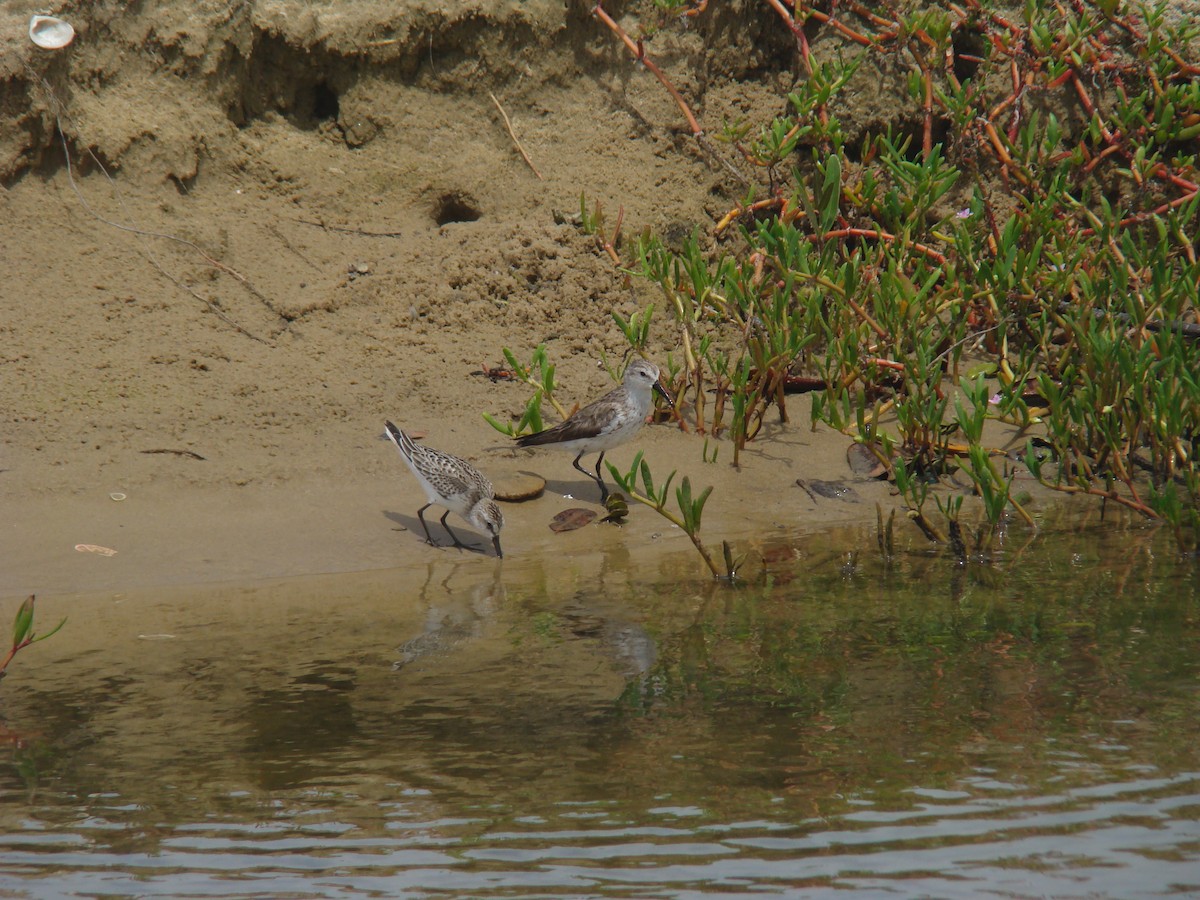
653 380 675 409
493 534 504 559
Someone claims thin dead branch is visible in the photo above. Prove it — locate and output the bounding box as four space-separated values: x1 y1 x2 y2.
488 91 544 179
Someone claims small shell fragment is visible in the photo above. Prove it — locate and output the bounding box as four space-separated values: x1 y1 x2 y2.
29 15 75 50
75 543 117 556
846 442 888 479
109 492 127 501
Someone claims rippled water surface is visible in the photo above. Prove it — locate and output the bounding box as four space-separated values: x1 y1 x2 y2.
2 520 1199 898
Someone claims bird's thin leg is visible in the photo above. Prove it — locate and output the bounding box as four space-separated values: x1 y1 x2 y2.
570 451 590 482
594 452 610 502
572 451 608 502
439 510 469 552
416 503 438 546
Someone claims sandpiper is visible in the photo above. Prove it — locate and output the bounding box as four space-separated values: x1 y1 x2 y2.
384 421 504 558
514 358 671 502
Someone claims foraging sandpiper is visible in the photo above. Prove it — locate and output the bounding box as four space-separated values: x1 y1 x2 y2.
384 421 504 558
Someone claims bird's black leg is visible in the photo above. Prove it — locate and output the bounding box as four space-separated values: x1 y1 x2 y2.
572 451 609 502
593 452 609 502
416 503 438 546
439 510 469 551
571 451 590 481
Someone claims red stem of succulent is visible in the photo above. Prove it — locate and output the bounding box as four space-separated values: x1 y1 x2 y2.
592 3 704 138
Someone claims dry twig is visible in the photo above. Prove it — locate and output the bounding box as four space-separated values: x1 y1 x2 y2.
488 91 544 180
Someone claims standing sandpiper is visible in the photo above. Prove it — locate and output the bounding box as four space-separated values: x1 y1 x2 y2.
384 421 504 558
513 358 671 502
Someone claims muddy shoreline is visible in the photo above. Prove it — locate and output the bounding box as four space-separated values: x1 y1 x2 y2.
1 1 1076 597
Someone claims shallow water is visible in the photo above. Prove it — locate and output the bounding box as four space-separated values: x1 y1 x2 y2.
2 519 1199 899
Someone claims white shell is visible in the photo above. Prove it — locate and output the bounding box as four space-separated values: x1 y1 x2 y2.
29 15 75 50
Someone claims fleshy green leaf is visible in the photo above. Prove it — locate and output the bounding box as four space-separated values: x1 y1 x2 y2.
639 459 655 499
12 596 34 648
31 617 67 644
482 412 515 437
